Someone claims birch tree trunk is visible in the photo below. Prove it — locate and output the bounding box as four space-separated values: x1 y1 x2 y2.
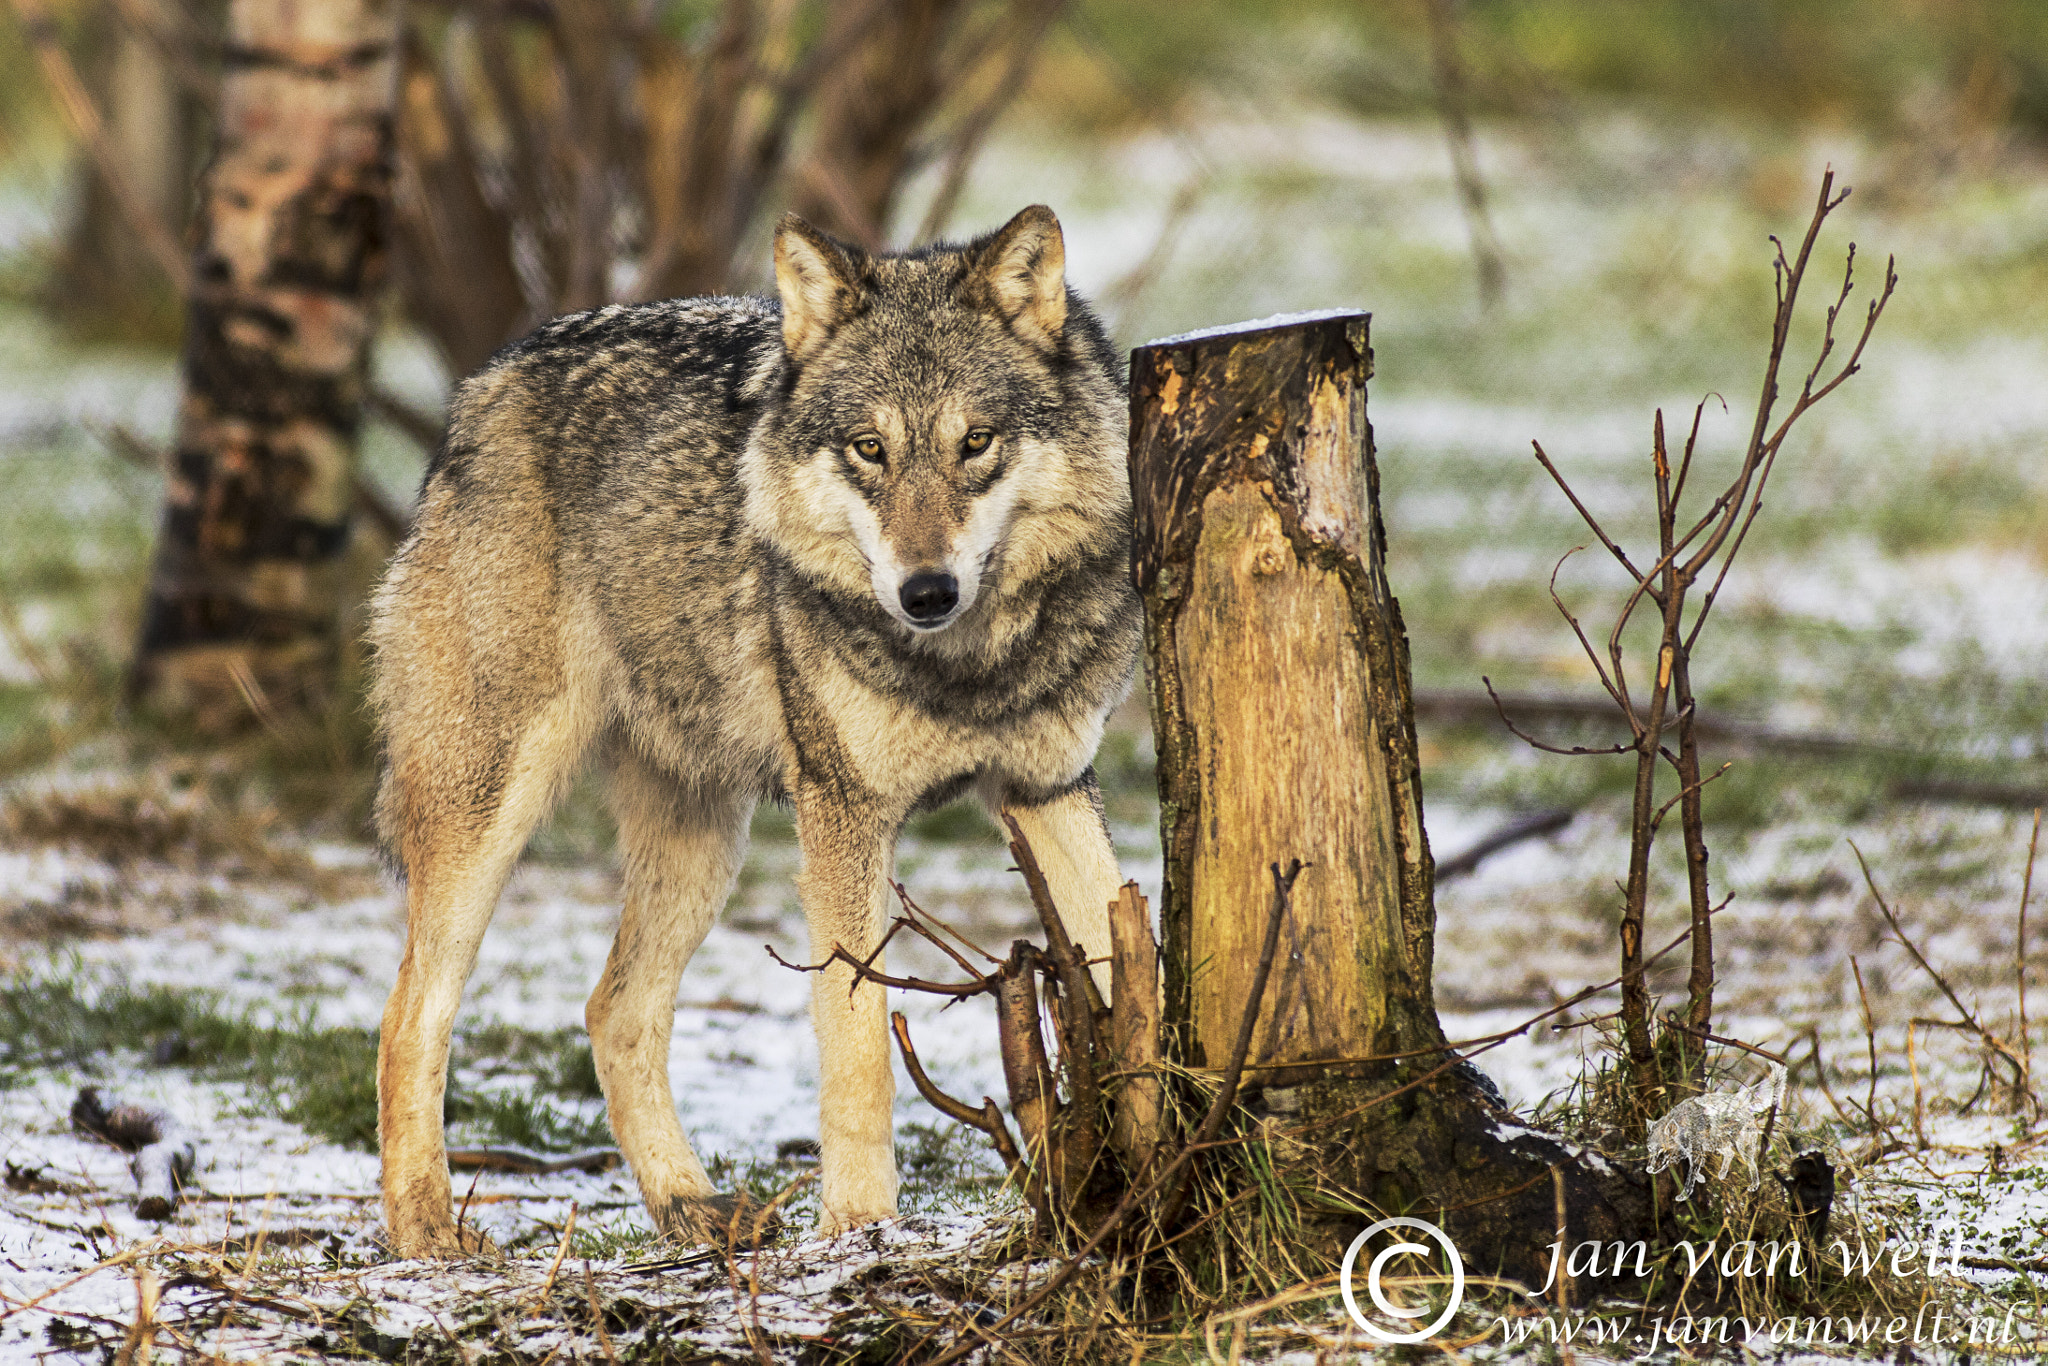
132 0 401 728
1130 313 1652 1283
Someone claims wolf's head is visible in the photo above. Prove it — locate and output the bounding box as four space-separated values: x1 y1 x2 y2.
743 206 1126 640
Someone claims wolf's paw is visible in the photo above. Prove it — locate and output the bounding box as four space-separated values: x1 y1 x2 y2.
815 1205 893 1239
382 1220 499 1261
663 1192 784 1249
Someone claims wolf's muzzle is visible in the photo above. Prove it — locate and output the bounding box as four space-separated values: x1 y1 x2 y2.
899 571 959 625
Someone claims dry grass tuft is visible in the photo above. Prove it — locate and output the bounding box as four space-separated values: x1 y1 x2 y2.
0 778 319 881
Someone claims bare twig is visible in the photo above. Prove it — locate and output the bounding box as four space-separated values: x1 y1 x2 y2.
913 0 1064 244
2021 810 2040 1093
111 1267 157 1366
526 1203 576 1316
891 881 996 972
1852 842 2030 1088
1434 807 1575 881
1851 957 1880 1126
891 1012 1025 1175
447 1147 619 1176
763 939 994 999
1003 811 1110 1022
366 385 445 453
1906 1019 1928 1149
5 0 190 291
1550 1165 1570 1310
1544 548 1633 724
1530 442 1645 584
583 1263 619 1366
1650 762 1732 834
1153 861 1303 1233
1482 677 1632 757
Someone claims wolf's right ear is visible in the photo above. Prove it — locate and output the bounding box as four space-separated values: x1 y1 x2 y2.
774 214 863 362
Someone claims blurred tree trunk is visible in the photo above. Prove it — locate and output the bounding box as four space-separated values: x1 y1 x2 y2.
1131 314 1651 1285
131 0 400 729
789 0 964 246
386 0 1062 378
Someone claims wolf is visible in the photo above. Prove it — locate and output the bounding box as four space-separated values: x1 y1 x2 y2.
368 205 1142 1257
1644 1061 1787 1201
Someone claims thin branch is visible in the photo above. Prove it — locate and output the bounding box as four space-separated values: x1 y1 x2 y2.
1656 1020 1790 1067
1679 171 1845 582
366 384 445 452
1531 441 1644 584
1434 807 1574 881
1195 860 1302 1150
1423 0 1506 306
1669 395 1720 511
891 1012 1023 1173
2021 809 2041 1091
1482 676 1633 757
912 0 1064 244
762 940 993 999
892 880 1001 965
1686 250 1896 650
1650 761 1732 834
1852 842 2030 1083
1151 860 1302 1237
1851 956 1880 1127
5 0 191 292
1003 810 1109 1025
884 884 986 979
1545 547 1632 726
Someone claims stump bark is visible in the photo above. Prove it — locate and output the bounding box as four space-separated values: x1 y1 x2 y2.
1129 312 1652 1285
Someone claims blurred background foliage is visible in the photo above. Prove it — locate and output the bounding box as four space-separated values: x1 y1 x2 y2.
0 0 2044 867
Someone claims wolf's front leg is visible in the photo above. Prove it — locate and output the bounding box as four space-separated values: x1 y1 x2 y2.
796 789 899 1236
992 769 1123 1000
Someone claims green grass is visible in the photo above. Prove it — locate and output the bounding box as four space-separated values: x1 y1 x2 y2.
0 966 612 1153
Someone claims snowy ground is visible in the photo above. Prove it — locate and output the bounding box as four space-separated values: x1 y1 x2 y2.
3 791 2046 1361
4 97 2048 1361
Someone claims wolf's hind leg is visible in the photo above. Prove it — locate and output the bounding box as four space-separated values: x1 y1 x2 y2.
990 769 1123 1000
588 754 750 1241
378 693 594 1258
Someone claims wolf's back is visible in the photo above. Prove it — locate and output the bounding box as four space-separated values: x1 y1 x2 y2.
366 296 784 870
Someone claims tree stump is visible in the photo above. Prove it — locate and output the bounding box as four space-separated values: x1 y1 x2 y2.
1129 312 1651 1284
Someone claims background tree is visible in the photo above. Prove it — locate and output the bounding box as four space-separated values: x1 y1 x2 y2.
128 0 403 728
99 0 1066 725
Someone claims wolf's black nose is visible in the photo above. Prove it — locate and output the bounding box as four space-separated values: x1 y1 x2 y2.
900 572 959 623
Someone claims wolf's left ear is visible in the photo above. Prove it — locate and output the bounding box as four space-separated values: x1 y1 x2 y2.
968 205 1067 349
774 213 864 361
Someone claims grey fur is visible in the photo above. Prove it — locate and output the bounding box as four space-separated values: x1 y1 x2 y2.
368 206 1141 1256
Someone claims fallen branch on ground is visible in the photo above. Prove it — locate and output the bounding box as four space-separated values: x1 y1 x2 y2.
69 1087 193 1220
445 1146 621 1176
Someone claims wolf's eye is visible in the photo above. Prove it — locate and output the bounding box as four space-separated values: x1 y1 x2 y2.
962 429 995 457
851 436 886 465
